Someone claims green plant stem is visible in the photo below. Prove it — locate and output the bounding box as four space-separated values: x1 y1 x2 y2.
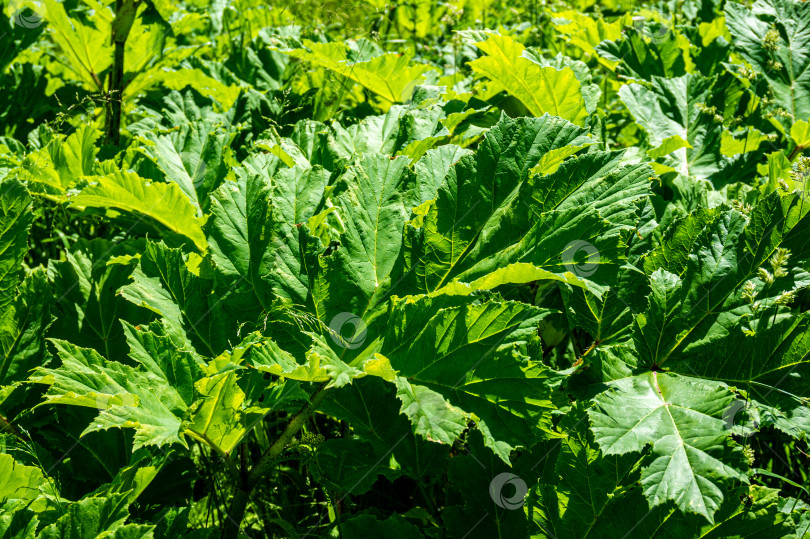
105 0 137 145
0 414 24 441
248 382 330 487
106 39 125 146
788 144 804 162
417 481 436 514
222 485 250 539
220 382 331 539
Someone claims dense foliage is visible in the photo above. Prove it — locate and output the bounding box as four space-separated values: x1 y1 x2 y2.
0 0 809 537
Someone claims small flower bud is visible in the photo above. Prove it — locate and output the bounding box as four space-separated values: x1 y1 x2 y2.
743 445 756 466
763 28 780 53
769 248 791 277
774 290 795 305
758 267 774 285
742 280 757 304
767 60 784 71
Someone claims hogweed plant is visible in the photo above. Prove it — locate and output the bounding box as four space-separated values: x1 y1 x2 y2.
0 0 809 538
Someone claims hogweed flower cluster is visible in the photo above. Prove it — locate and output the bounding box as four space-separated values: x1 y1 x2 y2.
742 248 794 334
743 445 757 466
763 28 780 53
289 432 325 454
742 280 758 304
440 4 463 25
790 156 810 199
765 107 793 120
696 102 724 123
736 64 758 81
766 60 784 71
731 199 753 214
769 248 791 279
756 253 790 285
757 266 774 286
774 290 796 306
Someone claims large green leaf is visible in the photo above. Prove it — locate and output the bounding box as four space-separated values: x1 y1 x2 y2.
0 454 46 504
380 295 561 461
633 195 810 370
206 159 328 313
0 268 52 387
249 335 331 383
184 371 271 455
47 239 148 363
726 0 810 130
279 39 434 105
122 320 204 406
37 495 151 539
71 171 207 251
137 121 235 213
642 206 725 276
683 312 810 437
0 499 39 539
15 125 101 198
521 52 602 115
32 340 188 450
304 154 415 322
401 115 650 298
534 409 645 537
0 180 32 324
470 34 588 125
596 22 690 81
117 241 234 356
560 266 648 351
0 180 45 394
548 483 800 538
588 372 748 523
444 152 651 297
620 74 726 184
37 0 111 91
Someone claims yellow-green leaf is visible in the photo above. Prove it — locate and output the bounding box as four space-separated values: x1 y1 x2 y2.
282 40 434 105
649 135 693 159
721 128 771 156
185 371 270 454
530 144 594 176
470 34 588 125
71 170 207 251
790 119 810 148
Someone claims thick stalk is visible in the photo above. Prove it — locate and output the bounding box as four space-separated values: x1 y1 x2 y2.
105 0 137 145
106 40 124 145
248 382 330 487
221 486 250 539
220 382 331 539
